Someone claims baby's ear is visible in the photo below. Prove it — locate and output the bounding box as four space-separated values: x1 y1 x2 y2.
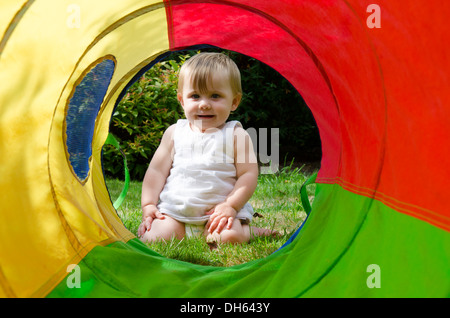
177 92 184 107
231 93 242 111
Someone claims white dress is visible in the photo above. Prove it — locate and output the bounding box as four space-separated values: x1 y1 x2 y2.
157 119 254 226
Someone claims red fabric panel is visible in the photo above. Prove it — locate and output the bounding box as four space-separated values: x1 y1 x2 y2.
165 0 450 231
166 0 342 185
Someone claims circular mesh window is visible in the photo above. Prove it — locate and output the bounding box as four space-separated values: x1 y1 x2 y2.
65 58 115 182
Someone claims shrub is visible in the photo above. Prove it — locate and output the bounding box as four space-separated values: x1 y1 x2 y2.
226 51 321 163
103 56 188 180
103 50 321 181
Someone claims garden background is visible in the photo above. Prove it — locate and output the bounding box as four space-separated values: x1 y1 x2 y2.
102 48 321 180
102 49 322 265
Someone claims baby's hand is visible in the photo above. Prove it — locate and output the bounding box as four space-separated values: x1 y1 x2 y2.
137 204 165 237
205 203 237 234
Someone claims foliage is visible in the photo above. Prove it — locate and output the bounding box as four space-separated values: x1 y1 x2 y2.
103 49 321 180
225 51 321 162
103 55 188 179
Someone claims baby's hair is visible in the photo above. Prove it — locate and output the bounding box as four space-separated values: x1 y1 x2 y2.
178 52 242 96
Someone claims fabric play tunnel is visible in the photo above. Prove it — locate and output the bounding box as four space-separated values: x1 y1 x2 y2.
0 0 448 298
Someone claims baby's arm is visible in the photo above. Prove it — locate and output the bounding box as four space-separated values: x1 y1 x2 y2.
138 124 175 237
207 126 258 234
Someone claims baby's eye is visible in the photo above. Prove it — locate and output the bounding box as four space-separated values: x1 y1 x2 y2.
190 94 200 99
211 93 221 99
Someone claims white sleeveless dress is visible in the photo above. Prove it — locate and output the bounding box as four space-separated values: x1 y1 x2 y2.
157 119 254 226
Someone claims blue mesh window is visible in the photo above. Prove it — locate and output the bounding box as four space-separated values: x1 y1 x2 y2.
66 59 115 181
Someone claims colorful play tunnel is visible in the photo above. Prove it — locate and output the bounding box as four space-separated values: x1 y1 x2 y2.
0 0 448 297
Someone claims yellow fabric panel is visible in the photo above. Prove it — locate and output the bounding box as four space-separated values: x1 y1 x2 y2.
0 0 168 297
0 1 30 54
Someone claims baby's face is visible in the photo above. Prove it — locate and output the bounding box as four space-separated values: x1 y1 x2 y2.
177 73 241 133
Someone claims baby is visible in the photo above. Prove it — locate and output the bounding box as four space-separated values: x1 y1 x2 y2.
138 52 271 244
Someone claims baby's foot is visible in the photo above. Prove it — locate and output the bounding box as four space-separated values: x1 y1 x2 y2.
250 227 280 238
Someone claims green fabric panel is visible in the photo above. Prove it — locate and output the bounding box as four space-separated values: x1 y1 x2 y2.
104 133 130 210
47 184 449 298
300 184 450 297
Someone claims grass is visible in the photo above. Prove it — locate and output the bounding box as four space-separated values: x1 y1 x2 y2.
106 161 317 267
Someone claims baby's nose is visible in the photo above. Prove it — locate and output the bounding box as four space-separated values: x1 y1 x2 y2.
199 100 211 109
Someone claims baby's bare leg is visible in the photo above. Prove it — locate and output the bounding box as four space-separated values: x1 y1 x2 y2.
205 219 250 244
140 215 185 243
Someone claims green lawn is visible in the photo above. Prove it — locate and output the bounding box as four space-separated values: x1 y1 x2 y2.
106 163 317 267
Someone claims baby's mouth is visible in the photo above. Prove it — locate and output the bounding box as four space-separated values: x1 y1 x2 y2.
197 115 215 119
